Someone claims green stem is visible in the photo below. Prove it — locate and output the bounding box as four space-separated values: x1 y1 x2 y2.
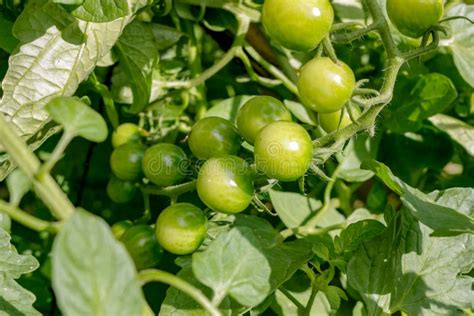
0 200 61 232
364 0 399 58
90 72 119 129
331 22 379 43
279 287 306 313
243 45 299 95
138 269 221 316
39 131 74 177
164 15 250 90
322 36 338 63
141 180 197 198
0 114 75 220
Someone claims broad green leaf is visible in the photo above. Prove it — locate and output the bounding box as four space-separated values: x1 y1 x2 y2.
334 220 385 255
0 229 38 278
383 73 458 133
427 187 474 217
284 100 317 126
429 114 474 156
0 274 41 316
46 97 107 142
363 160 474 235
116 21 159 113
0 12 19 53
173 0 239 8
269 190 345 230
0 228 40 315
52 210 147 316
193 227 272 307
269 189 322 228
65 0 130 22
0 0 146 179
6 169 31 206
205 96 253 123
151 24 186 50
347 209 473 315
338 134 380 182
443 4 474 87
160 258 235 316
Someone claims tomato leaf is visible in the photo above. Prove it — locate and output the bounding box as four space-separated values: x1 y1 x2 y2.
0 0 147 179
284 100 318 126
347 209 473 315
6 169 31 207
443 4 474 87
116 21 159 113
46 97 108 142
383 73 458 133
0 228 41 315
338 133 381 183
429 114 474 156
0 12 19 54
363 160 474 236
57 0 131 22
52 209 148 316
193 227 272 307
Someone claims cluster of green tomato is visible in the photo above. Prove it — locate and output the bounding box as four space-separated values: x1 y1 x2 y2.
108 94 316 267
108 0 446 270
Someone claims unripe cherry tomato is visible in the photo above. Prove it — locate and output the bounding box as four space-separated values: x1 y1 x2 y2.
120 225 163 270
319 109 357 133
188 117 241 159
142 143 187 187
155 203 207 255
107 176 137 204
237 96 292 144
298 57 355 113
111 220 133 239
262 0 334 52
112 123 141 148
387 0 443 38
110 143 145 182
254 121 313 181
197 156 254 214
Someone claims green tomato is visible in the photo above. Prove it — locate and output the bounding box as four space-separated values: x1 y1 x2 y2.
120 225 163 270
107 176 137 203
112 123 141 148
197 156 254 214
237 96 292 144
111 220 133 239
387 0 443 38
298 57 355 113
188 117 241 159
155 203 207 255
254 121 313 181
142 143 187 187
110 143 145 182
319 108 359 133
262 0 334 52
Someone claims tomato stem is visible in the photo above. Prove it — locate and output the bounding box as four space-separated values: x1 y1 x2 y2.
138 269 221 316
0 114 75 220
0 200 61 232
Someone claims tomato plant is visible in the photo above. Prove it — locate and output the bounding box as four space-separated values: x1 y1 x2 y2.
0 0 472 315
